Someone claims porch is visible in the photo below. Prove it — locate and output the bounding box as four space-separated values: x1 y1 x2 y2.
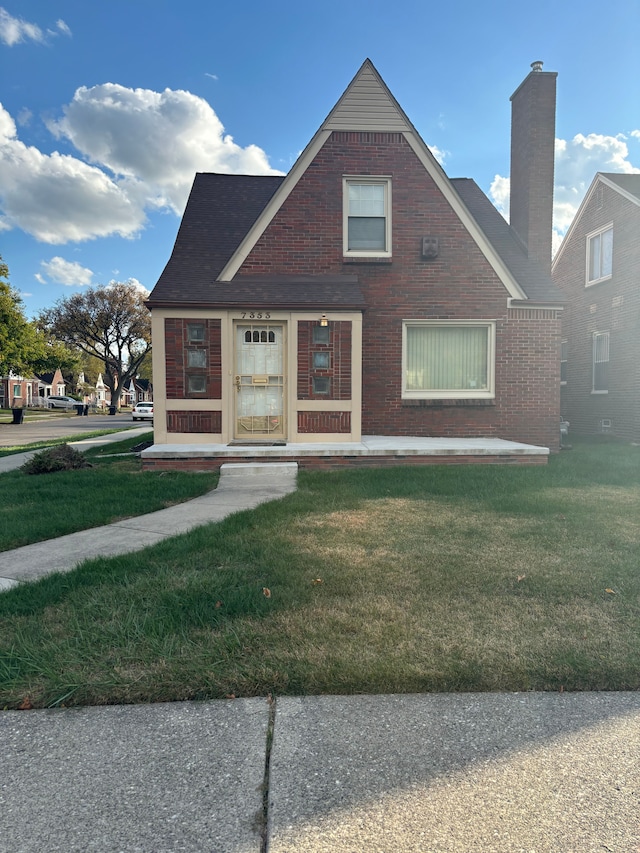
140 435 550 472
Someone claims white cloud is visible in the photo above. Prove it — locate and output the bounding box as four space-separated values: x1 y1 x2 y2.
56 19 71 37
40 256 94 287
0 7 44 45
490 131 640 255
0 103 146 243
46 83 282 213
0 84 281 244
428 144 448 166
107 277 150 297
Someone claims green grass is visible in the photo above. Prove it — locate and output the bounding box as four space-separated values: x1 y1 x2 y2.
0 428 136 458
1 438 639 709
0 432 218 550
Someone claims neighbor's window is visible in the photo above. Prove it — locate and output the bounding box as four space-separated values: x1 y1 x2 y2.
592 331 609 393
187 375 207 394
560 340 568 384
402 322 495 399
187 322 205 342
343 177 391 256
587 225 613 285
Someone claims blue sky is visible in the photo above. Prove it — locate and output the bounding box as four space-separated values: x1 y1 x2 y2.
1 0 638 317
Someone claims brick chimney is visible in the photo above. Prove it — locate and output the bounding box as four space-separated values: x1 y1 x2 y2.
509 61 557 276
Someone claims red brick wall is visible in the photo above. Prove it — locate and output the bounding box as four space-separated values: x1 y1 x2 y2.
165 318 222 400
553 182 640 441
298 411 351 433
237 131 560 449
166 410 222 433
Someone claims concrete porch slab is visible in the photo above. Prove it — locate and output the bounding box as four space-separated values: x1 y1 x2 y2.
141 436 550 471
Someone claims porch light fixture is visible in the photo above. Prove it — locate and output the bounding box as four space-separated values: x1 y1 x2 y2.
320 314 329 327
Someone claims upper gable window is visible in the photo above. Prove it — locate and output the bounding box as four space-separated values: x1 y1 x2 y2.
587 225 613 285
343 177 391 257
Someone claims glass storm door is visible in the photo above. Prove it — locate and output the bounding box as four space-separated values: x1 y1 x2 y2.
234 323 285 439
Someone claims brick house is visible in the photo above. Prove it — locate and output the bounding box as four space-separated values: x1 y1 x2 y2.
0 374 39 408
146 60 563 466
552 172 640 440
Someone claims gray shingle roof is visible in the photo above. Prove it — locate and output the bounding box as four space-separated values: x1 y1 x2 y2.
600 172 640 201
148 173 284 305
451 178 564 304
147 172 563 308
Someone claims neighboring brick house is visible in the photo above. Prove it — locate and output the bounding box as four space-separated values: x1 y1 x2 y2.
0 374 39 408
146 60 563 463
552 172 640 440
36 368 66 400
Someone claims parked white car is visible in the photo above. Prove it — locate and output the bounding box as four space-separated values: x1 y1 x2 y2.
47 395 78 409
132 402 154 421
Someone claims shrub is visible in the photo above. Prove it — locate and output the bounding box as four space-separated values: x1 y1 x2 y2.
22 444 92 475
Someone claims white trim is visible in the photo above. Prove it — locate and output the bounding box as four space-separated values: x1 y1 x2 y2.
342 176 392 258
218 130 331 281
401 319 496 400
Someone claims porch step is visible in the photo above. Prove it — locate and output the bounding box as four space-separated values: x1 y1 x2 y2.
219 461 298 484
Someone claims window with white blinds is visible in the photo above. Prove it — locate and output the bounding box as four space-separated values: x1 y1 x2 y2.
402 322 495 399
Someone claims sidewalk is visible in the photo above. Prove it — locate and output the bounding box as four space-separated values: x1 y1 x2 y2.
2 692 639 851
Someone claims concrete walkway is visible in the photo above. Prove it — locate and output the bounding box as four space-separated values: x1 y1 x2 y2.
2 692 639 851
0 441 298 590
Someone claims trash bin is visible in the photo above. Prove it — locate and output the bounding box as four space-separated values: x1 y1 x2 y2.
83 405 89 416
109 406 117 415
11 408 24 425
76 404 84 416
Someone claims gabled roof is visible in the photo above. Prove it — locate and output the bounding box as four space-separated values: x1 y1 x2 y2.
148 59 562 308
552 171 640 271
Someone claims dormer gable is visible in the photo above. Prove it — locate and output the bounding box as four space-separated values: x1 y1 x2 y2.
217 59 529 300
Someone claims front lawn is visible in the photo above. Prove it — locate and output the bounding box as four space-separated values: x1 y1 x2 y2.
0 432 218 550
1 439 638 708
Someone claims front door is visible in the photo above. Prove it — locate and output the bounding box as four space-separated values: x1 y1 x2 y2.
234 323 286 439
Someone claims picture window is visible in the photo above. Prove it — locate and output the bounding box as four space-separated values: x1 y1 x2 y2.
402 321 495 399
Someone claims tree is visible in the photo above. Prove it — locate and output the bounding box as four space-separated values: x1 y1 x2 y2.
0 255 77 377
38 282 152 409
